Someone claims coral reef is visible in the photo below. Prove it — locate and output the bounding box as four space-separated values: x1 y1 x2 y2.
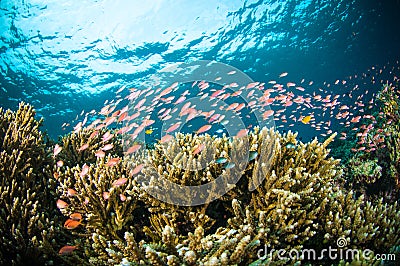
0 103 64 265
344 83 400 201
1 101 399 265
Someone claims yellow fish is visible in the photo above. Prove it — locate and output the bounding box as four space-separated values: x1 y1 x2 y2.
301 115 312 124
145 128 153 135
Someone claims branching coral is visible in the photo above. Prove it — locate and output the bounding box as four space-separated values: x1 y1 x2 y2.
0 103 64 265
2 102 399 265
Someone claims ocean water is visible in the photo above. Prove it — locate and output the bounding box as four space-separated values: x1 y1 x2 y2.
0 0 400 140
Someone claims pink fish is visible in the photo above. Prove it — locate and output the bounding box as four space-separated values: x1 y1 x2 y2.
166 122 181 133
126 144 141 154
53 144 62 156
102 132 114 142
56 199 68 209
106 157 120 167
262 110 274 119
192 143 205 155
160 134 173 143
80 164 89 177
112 177 128 187
103 191 110 200
197 124 212 134
78 143 89 152
95 150 105 158
236 129 248 138
131 164 144 175
101 144 114 151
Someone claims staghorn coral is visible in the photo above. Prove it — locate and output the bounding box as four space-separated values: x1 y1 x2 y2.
2 102 399 265
55 128 123 168
323 189 400 251
246 128 340 251
0 103 65 265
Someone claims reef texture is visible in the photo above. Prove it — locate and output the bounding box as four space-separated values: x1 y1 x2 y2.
344 82 400 202
1 87 399 265
0 103 65 265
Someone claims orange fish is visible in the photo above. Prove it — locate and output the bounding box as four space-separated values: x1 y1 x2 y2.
70 213 82 221
106 157 120 167
59 245 77 255
64 219 81 229
67 188 77 197
236 129 248 138
262 110 274 119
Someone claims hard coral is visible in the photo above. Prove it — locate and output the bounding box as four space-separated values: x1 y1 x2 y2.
0 103 63 265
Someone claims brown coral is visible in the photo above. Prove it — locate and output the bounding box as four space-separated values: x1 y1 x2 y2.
0 103 64 265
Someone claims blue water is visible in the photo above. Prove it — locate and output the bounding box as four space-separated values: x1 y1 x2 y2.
1 0 400 140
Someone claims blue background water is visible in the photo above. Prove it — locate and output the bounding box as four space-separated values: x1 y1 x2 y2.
0 0 399 140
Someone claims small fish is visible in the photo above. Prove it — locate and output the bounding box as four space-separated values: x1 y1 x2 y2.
120 194 127 201
197 124 212 134
103 191 110 200
78 143 89 152
126 144 141 154
285 143 296 149
59 245 77 255
53 144 62 156
57 160 64 167
56 199 68 209
131 164 144 175
216 129 224 134
67 188 77 197
224 162 235 169
145 128 153 135
249 151 258 161
112 177 128 187
95 150 106 158
263 110 274 119
279 72 288 78
160 134 173 143
101 144 114 151
166 122 181 133
301 116 312 124
236 129 248 138
220 120 229 126
70 213 82 221
80 164 89 177
64 219 81 229
192 143 205 155
106 157 120 167
102 132 114 142
216 157 228 164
